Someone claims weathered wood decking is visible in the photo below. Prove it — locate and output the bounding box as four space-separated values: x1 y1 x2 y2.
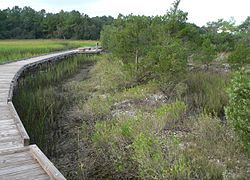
0 49 84 179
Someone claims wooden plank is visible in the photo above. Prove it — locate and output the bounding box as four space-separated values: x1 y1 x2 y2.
0 151 31 164
0 124 18 130
8 102 30 146
0 119 16 125
0 142 23 151
0 146 30 156
0 101 7 105
0 129 19 137
0 106 9 111
0 80 12 84
0 159 35 169
0 91 8 94
7 170 48 180
0 163 41 176
0 135 22 144
0 114 13 120
1 167 48 180
0 97 7 101
0 110 12 115
0 73 14 75
30 145 66 180
0 111 13 117
0 139 22 147
35 175 51 180
0 86 8 91
0 127 19 134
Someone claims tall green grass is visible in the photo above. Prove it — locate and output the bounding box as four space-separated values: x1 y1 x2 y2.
0 39 95 64
180 71 230 116
13 55 92 156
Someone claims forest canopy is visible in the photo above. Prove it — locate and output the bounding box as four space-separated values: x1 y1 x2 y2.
0 6 114 39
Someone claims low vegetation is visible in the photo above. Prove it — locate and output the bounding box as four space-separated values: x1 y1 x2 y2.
71 57 249 179
0 39 95 64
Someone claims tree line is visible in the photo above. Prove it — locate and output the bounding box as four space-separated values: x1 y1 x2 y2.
0 6 114 40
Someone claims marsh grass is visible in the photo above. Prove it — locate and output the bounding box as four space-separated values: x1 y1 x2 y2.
178 71 230 116
0 39 95 64
13 55 92 156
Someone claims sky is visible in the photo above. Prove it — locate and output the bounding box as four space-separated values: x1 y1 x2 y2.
0 0 249 26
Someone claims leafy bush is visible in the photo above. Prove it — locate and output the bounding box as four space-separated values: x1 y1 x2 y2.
225 68 250 152
192 38 216 65
152 38 188 92
228 40 250 64
131 133 167 179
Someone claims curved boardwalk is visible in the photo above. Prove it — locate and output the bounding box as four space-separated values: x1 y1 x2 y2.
0 50 80 179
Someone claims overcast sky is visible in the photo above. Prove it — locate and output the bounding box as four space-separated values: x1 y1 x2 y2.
0 0 249 26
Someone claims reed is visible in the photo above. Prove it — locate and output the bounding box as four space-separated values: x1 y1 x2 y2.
13 55 91 156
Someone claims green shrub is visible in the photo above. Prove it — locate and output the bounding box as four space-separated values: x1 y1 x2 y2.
192 38 216 65
225 68 250 152
184 114 249 179
92 116 142 178
132 133 168 179
154 38 188 92
228 40 250 64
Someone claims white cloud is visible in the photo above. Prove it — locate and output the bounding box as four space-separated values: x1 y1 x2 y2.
179 0 250 25
84 0 172 17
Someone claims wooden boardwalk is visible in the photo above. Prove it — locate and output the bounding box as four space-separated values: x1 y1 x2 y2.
0 50 81 179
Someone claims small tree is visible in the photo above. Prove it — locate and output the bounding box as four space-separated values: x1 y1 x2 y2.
228 39 250 64
225 68 250 153
193 38 216 67
150 37 188 92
